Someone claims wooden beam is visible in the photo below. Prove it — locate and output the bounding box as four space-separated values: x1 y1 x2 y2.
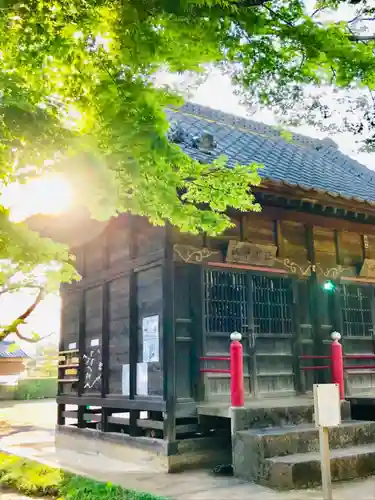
262 206 375 235
207 261 288 274
63 252 165 293
57 395 167 411
256 182 375 218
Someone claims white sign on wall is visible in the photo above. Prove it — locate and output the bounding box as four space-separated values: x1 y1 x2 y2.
137 362 148 396
142 315 159 363
121 364 130 396
313 384 341 428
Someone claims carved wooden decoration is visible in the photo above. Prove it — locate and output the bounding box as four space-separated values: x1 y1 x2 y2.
173 244 221 263
315 263 352 279
226 240 277 267
275 258 312 276
360 258 375 278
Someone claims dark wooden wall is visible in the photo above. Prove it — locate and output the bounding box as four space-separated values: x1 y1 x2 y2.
59 202 375 411
171 207 375 400
58 214 166 405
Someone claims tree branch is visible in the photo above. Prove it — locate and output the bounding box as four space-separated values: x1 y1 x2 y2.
0 288 44 341
14 328 53 344
238 0 267 5
262 4 295 28
348 34 375 40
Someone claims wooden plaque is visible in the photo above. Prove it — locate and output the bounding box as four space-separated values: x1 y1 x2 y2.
360 258 375 278
226 240 277 267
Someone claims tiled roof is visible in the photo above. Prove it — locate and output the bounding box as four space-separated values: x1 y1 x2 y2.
166 103 375 206
0 341 28 359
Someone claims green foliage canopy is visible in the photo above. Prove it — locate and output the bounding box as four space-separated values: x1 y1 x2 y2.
1 0 373 236
0 0 374 339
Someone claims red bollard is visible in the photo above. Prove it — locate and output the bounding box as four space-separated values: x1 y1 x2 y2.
230 331 245 407
331 331 345 400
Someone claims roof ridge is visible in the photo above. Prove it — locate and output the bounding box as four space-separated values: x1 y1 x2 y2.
174 101 375 186
177 102 334 152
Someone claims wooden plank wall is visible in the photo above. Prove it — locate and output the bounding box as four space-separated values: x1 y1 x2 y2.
108 275 130 394
136 265 163 397
172 209 375 399
59 214 166 404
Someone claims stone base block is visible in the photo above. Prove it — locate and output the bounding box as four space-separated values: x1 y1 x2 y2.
233 420 375 488
266 444 375 489
56 425 231 473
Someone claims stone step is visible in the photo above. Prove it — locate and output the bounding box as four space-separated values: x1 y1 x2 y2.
233 420 375 485
265 444 375 489
238 420 375 458
230 399 350 431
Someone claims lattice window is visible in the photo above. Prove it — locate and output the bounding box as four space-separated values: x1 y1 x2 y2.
340 284 373 337
204 270 247 333
252 275 293 335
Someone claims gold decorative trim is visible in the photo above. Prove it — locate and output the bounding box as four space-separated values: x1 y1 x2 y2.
274 258 312 276
273 259 351 278
315 263 351 279
173 244 219 263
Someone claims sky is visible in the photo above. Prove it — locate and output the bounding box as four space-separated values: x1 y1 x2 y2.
2 0 375 353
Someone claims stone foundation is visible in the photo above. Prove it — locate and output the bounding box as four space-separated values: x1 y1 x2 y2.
56 425 231 473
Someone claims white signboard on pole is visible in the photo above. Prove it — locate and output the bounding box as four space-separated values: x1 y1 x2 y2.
313 384 341 500
313 383 341 428
142 315 159 363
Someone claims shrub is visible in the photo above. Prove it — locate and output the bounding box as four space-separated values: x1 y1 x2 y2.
13 377 57 400
0 452 167 500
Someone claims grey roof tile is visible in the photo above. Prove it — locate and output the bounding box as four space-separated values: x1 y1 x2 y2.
166 103 375 205
0 341 28 359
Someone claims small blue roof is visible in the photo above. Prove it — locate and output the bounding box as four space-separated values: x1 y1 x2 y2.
0 341 28 359
166 103 375 206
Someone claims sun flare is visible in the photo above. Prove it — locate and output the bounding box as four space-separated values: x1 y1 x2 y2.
2 173 74 222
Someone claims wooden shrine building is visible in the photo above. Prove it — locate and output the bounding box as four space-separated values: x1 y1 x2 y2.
38 103 375 477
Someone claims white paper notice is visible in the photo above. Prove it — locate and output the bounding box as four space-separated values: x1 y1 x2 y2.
122 364 130 396
137 362 148 396
142 315 159 363
68 342 77 350
90 338 100 347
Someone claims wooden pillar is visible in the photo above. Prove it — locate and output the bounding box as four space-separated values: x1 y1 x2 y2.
129 267 140 436
57 404 65 426
306 225 326 383
77 290 86 428
163 224 176 442
101 282 110 431
291 278 303 394
57 286 66 401
190 265 205 402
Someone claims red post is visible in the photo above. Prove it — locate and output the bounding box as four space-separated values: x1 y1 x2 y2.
331 331 345 400
230 331 245 407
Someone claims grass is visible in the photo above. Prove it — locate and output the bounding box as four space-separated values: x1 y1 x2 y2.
0 452 167 499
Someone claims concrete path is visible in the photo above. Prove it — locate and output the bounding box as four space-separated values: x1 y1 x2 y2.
3 427 375 499
1 491 42 500
2 401 375 499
